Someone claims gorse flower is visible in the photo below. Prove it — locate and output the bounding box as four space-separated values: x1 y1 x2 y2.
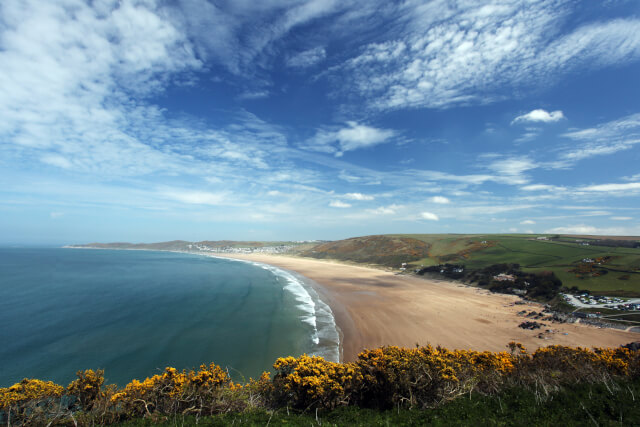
1 343 638 424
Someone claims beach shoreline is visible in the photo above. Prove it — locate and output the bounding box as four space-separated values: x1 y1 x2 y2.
64 246 640 361
211 253 639 361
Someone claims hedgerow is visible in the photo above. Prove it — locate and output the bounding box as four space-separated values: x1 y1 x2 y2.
1 343 638 425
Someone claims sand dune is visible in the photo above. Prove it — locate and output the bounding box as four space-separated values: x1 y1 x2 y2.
215 253 639 361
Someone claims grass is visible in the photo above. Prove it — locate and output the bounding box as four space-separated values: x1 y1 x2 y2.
116 378 640 426
385 234 640 296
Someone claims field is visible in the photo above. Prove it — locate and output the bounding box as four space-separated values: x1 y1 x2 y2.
312 234 640 297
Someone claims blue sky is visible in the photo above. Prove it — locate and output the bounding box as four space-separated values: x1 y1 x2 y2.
1 0 640 244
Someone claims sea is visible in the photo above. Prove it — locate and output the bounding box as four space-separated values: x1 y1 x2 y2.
0 247 340 387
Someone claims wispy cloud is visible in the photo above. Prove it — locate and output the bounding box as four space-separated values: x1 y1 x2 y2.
579 182 640 192
160 189 230 206
287 47 327 68
237 90 270 100
521 184 565 192
559 113 640 162
330 2 640 111
367 204 401 215
512 109 565 124
329 200 351 208
344 192 374 201
543 224 640 235
485 156 537 185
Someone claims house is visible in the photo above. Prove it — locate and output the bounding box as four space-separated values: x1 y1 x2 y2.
536 236 548 240
494 273 515 282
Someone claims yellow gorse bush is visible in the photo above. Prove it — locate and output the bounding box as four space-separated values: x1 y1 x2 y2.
1 343 638 423
272 354 363 409
0 378 64 408
110 363 239 417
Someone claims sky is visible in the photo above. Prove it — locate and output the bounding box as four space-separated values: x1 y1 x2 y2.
1 0 640 244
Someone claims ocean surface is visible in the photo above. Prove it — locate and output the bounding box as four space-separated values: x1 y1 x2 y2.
0 248 339 387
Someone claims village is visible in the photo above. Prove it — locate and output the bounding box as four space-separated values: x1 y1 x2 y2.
563 293 640 311
188 243 299 254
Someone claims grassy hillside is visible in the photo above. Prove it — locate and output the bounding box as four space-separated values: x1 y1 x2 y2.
305 234 640 296
299 235 430 267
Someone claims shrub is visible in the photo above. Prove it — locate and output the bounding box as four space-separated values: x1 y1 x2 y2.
110 363 241 418
1 343 638 424
68 369 105 411
271 354 362 410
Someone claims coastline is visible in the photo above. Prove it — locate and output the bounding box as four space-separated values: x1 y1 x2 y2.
65 247 639 361
64 246 343 362
211 253 639 361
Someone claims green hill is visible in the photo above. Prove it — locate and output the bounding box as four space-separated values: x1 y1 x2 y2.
299 235 430 267
303 234 640 297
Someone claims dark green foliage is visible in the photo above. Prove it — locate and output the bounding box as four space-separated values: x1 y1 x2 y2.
422 263 563 301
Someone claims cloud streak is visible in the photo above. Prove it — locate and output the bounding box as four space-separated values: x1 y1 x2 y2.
330 2 640 111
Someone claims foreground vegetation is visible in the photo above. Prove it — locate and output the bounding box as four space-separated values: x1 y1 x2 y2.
118 379 640 426
2 343 639 425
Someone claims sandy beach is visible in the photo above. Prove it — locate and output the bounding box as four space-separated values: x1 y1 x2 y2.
214 253 639 361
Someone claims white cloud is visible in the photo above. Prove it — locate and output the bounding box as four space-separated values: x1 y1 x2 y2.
521 184 561 192
611 217 633 221
512 109 565 124
579 182 640 192
161 189 229 206
520 220 536 225
420 211 439 221
485 156 537 184
306 122 396 156
545 224 639 236
329 200 351 208
544 225 601 235
560 113 640 162
173 0 354 75
40 155 73 169
287 47 326 68
0 0 203 176
430 196 450 204
368 204 401 215
333 3 640 111
344 192 374 201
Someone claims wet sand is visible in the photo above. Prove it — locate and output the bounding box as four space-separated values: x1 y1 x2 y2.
214 254 639 361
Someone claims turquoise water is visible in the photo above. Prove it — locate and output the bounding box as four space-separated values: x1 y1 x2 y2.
0 248 339 387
